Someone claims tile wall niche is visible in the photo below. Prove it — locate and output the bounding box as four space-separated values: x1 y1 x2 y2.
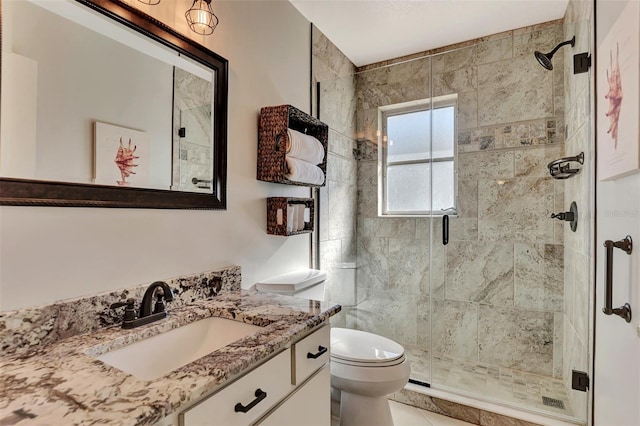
561 0 593 419
353 21 568 380
311 26 359 311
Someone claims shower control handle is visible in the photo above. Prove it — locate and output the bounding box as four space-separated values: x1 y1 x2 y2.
442 215 449 246
603 236 632 322
551 212 574 221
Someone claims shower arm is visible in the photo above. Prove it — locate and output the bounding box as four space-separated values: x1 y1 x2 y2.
544 36 576 58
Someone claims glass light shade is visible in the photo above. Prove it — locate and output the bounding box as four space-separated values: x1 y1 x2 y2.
186 0 219 35
138 0 160 5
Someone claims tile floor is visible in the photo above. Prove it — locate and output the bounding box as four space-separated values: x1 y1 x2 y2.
389 401 475 426
405 348 575 418
331 401 474 426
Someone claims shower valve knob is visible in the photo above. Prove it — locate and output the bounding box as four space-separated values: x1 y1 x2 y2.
551 202 578 232
551 211 574 221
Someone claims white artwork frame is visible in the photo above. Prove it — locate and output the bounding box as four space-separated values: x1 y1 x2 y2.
597 0 640 181
94 122 151 188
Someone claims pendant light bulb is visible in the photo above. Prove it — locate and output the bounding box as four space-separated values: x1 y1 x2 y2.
186 0 219 35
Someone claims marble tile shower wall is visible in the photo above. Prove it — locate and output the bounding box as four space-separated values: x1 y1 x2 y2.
312 28 359 307
561 0 593 418
172 68 213 193
354 22 568 378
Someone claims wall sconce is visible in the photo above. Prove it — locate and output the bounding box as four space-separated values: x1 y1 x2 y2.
138 0 160 5
185 0 219 35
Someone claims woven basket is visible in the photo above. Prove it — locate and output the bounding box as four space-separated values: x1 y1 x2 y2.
257 105 328 187
267 197 315 236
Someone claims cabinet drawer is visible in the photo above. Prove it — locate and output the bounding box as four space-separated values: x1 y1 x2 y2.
258 365 330 426
180 349 292 426
293 325 330 385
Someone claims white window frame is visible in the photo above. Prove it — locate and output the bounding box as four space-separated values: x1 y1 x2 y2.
379 95 458 217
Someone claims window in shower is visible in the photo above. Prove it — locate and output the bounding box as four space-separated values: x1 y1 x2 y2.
380 95 457 215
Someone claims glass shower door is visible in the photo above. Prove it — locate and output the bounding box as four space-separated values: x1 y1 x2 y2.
313 13 593 423
427 12 593 421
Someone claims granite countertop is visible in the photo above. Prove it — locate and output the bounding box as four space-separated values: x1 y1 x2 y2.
0 289 341 425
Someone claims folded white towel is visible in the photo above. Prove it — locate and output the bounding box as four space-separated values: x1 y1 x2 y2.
285 156 325 186
297 205 306 230
286 128 325 165
287 205 296 232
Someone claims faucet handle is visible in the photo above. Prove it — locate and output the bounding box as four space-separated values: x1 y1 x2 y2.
110 298 138 322
110 298 135 309
153 293 168 314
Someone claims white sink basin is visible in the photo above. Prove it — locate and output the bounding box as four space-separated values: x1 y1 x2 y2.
96 317 263 380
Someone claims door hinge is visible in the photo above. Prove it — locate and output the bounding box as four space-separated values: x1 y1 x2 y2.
572 370 590 392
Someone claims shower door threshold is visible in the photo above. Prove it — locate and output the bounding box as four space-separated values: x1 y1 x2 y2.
394 383 585 426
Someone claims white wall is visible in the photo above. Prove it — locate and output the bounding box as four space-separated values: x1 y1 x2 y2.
2 0 175 188
0 0 313 311
594 1 640 424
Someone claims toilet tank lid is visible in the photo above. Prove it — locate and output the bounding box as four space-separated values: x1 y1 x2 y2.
256 269 326 293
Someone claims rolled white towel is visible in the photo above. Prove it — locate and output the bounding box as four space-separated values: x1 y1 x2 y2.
297 205 306 230
286 205 295 233
285 156 325 186
286 128 325 165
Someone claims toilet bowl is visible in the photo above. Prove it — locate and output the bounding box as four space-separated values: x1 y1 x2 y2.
256 269 411 426
330 327 410 426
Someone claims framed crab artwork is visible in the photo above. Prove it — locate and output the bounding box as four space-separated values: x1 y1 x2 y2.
94 122 151 188
597 0 640 181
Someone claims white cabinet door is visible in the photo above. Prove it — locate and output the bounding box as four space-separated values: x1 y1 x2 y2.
258 365 330 426
294 325 330 385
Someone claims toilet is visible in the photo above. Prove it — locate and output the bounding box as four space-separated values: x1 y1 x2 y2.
256 268 411 426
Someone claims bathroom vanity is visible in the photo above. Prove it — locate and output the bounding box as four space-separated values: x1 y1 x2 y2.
178 325 330 426
0 267 340 425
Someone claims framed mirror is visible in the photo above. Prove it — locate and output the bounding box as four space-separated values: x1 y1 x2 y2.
0 0 228 209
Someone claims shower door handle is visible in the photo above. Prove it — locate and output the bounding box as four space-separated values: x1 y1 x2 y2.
602 236 632 322
442 215 449 246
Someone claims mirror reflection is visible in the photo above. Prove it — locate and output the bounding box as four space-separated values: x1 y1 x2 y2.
1 0 215 194
172 69 214 193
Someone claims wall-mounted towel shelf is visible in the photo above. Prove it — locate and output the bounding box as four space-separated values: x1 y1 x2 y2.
257 105 328 188
267 197 315 236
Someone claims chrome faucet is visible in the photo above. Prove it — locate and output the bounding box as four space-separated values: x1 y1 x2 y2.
110 281 175 329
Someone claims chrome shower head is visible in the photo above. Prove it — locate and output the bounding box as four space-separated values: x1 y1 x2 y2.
534 36 575 70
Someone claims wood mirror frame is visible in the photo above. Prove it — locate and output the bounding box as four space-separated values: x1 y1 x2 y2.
0 0 228 209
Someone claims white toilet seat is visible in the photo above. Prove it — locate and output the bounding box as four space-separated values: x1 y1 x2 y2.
331 328 405 364
331 354 410 384
329 327 411 394
331 354 406 367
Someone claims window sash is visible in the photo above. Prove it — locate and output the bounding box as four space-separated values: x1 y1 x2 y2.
381 97 457 216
